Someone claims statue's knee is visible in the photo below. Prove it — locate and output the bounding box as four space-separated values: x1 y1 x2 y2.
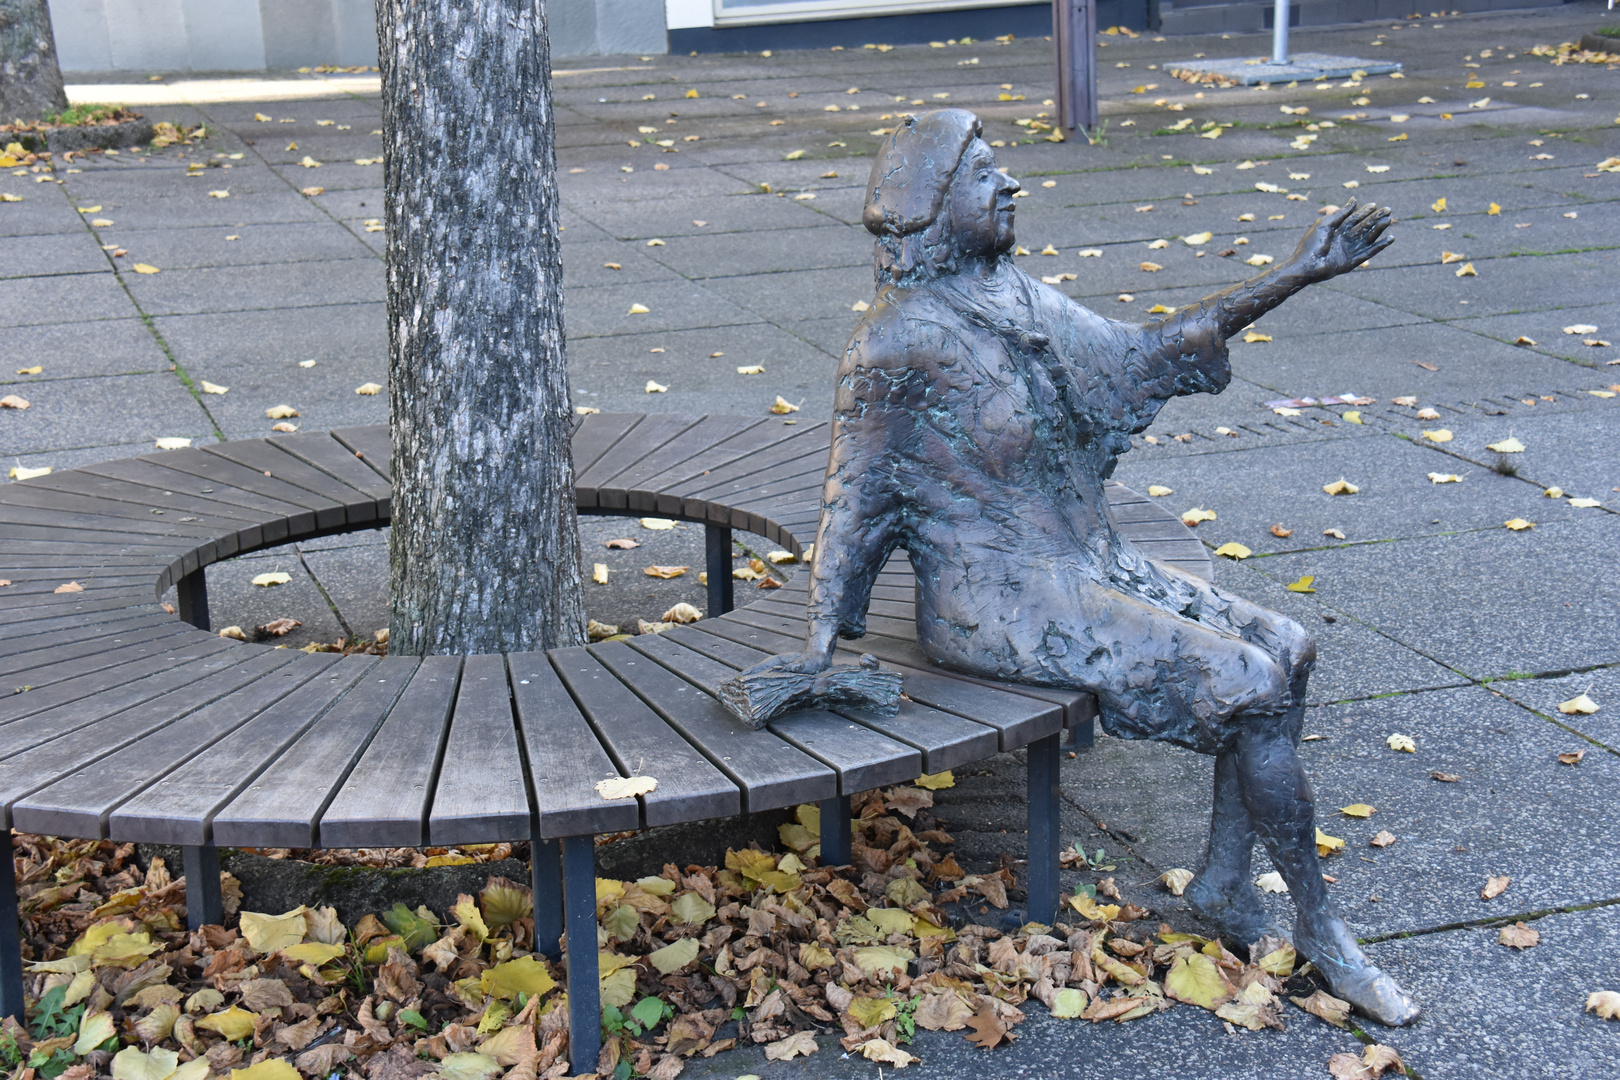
1280 617 1316 670
1215 645 1291 714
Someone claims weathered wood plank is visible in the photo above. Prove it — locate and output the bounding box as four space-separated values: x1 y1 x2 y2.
569 413 646 479
0 624 200 693
140 449 347 532
429 654 531 844
319 655 462 847
595 415 763 512
329 425 393 481
640 422 823 516
203 441 381 525
507 653 640 839
269 431 394 503
576 413 702 509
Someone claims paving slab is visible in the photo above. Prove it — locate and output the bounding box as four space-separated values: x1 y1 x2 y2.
120 258 384 317
1489 666 1620 755
0 271 137 329
152 304 386 381
0 373 212 457
12 317 172 379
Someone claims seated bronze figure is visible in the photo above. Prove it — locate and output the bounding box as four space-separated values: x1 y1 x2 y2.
728 108 1415 1026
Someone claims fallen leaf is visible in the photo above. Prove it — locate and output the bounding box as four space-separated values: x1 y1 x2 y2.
1315 828 1345 857
914 771 955 790
857 1038 917 1067
1504 518 1534 531
648 937 699 974
1246 255 1275 267
1243 331 1273 343
1515 336 1537 346
219 626 246 640
660 602 701 623
1558 694 1599 715
1432 197 1447 213
1386 733 1415 752
1291 989 1351 1028
915 992 976 1031
770 395 799 414
645 380 668 393
1285 575 1316 594
1563 324 1599 335
1428 472 1463 483
604 538 639 549
199 380 229 394
1254 872 1287 894
643 565 688 579
1341 804 1375 818
1139 261 1162 273
1147 485 1173 497
1158 868 1194 896
1481 875 1510 900
1569 498 1602 508
592 563 609 584
1587 991 1620 1019
1487 437 1525 453
764 1031 818 1061
963 1001 1015 1049
1323 528 1346 539
132 263 161 274
1148 304 1176 314
640 517 677 530
628 303 650 314
271 422 297 433
261 618 300 636
1322 479 1359 495
1213 543 1251 560
737 365 765 375
1184 231 1212 245
53 581 84 594
1181 507 1216 526
265 404 299 419
1422 429 1453 443
197 1005 258 1042
355 382 383 395
1498 922 1540 949
1431 770 1460 782
1455 262 1477 277
251 572 292 587
596 775 657 800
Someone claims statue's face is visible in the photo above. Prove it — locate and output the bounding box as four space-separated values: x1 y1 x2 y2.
944 139 1020 258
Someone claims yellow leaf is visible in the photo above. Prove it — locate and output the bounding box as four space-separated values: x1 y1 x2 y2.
596 775 657 799
438 1054 502 1080
112 1047 180 1080
10 465 51 479
480 956 556 999
280 942 344 965
856 1039 917 1067
670 892 715 925
848 995 897 1028
684 88 699 98
1160 868 1194 896
783 149 804 160
628 303 650 314
1246 253 1275 268
1184 231 1212 245
199 380 229 395
1455 262 1477 277
1139 261 1162 272
1164 951 1230 1009
1422 429 1453 443
640 517 676 530
1213 543 1251 560
851 945 914 978
1488 202 1501 215
265 404 299 419
1257 942 1295 977
645 380 667 393
914 770 954 790
1040 244 1060 255
865 908 914 935
1343 410 1363 424
764 1031 819 1061
736 365 765 374
1386 733 1416 752
1432 198 1447 213
592 562 609 584
250 572 291 587
1428 473 1463 484
1286 576 1316 593
1322 479 1359 495
1487 437 1525 453
299 156 322 168
132 263 161 274
4 395 33 410
355 382 383 395
1078 248 1103 257
648 936 699 974
1341 804 1375 818
1147 485 1173 496
1504 518 1534 531
300 186 324 197
770 395 800 414
197 1005 258 1042
1146 239 1169 250
1587 991 1620 1019
240 908 307 951
1569 498 1602 508
1068 893 1120 922
1558 694 1599 715
1181 507 1216 525
1255 871 1288 893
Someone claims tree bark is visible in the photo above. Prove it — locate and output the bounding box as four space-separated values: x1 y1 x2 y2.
376 0 586 656
0 0 68 123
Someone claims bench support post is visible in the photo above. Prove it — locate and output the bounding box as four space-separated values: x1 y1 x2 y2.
819 794 852 867
1027 732 1062 926
561 835 600 1076
0 832 22 1020
530 833 563 959
182 845 223 929
175 569 210 631
705 524 734 617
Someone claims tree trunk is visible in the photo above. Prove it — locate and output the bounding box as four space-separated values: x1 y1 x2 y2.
376 0 586 656
0 0 68 123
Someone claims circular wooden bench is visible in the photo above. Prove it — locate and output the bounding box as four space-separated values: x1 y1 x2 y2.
0 412 1210 1071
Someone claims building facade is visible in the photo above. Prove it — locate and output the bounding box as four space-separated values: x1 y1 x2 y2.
47 0 1570 71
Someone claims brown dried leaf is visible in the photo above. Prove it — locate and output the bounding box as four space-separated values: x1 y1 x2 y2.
1481 875 1510 900
1289 989 1351 1028
963 1000 1015 1048
762 1031 818 1061
1498 921 1540 949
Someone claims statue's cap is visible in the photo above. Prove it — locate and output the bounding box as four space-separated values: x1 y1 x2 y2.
863 109 982 237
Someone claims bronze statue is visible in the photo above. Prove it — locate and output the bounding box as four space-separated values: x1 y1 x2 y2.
723 109 1415 1026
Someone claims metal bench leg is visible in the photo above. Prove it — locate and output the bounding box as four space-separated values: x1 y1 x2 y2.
175 569 210 631
561 835 600 1075
530 833 563 959
1026 732 1062 926
182 845 223 929
819 794 852 866
705 524 734 617
0 831 22 1020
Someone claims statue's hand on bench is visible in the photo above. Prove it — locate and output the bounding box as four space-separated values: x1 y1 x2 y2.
1290 198 1395 282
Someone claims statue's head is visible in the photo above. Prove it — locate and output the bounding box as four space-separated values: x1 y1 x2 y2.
864 109 1021 285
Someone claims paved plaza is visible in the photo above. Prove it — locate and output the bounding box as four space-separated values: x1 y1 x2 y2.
3 3 1619 1076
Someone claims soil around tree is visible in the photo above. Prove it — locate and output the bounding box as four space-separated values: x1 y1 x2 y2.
1 105 154 152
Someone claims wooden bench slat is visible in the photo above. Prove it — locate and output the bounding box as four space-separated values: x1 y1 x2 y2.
0 616 187 682
213 655 420 848
27 469 270 529
0 611 173 663
0 630 222 721
595 415 764 512
79 458 309 544
428 654 532 844
591 641 836 813
139 448 348 532
641 421 826 517
631 630 923 792
202 441 381 525
506 653 641 839
328 425 392 481
318 655 462 848
269 430 394 504
549 648 740 828
0 649 297 829
570 413 648 478
576 413 704 509
0 596 175 636
12 652 348 838
0 496 238 553
676 426 828 499
0 623 199 692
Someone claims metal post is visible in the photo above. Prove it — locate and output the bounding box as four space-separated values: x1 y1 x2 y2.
175 569 210 631
1271 0 1291 66
819 795 852 866
182 845 223 929
530 832 563 959
561 836 600 1076
1026 733 1062 926
705 524 734 617
1053 0 1097 135
0 832 23 1020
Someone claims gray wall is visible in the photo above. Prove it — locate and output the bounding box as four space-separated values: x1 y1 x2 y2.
49 0 666 72
1159 0 1567 35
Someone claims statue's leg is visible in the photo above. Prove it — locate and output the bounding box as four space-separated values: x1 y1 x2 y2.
1185 749 1283 945
1234 720 1419 1026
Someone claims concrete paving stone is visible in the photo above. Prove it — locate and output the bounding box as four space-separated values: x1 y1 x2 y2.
252 135 390 168
121 258 383 317
1110 429 1584 554
773 316 858 359
562 240 688 289
697 264 873 324
91 221 375 271
1228 318 1597 402
266 161 385 192
0 230 117 279
1490 666 1620 754
1085 281 1426 340
1371 201 1617 268
59 172 325 231
10 316 170 379
0 186 92 238
0 271 136 329
648 223 866 277
1340 171 1581 225
294 541 389 642
293 189 384 225
195 544 348 650
1327 249 1620 320
0 439 161 480
1377 401 1620 505
562 188 825 240
556 162 765 200
0 373 212 457
556 208 615 244
1257 516 1620 679
566 278 766 338
1363 906 1620 1080
153 304 385 380
172 358 389 442
1444 301 1620 367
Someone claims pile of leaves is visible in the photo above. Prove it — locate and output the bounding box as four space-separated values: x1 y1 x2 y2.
5 787 1363 1080
1528 41 1620 66
0 106 143 133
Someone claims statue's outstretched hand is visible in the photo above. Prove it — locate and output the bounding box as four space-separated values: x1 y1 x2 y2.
1289 198 1395 281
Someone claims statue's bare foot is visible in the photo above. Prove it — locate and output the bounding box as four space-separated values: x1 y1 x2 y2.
1185 871 1284 946
1294 926 1420 1027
